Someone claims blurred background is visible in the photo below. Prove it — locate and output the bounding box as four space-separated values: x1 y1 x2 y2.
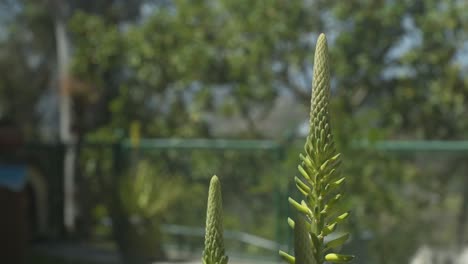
0 0 467 263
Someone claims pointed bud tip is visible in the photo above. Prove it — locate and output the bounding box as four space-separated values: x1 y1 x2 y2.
317 33 327 45
210 175 220 185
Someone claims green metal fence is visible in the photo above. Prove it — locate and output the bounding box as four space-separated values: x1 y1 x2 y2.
23 139 468 262
76 138 290 260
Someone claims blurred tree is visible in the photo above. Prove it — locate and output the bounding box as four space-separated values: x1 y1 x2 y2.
70 0 468 263
0 0 55 136
326 0 468 140
70 0 468 141
1 0 468 262
322 1 468 263
70 0 324 138
0 0 147 138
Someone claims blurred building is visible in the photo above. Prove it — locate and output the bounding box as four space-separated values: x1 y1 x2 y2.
0 118 65 262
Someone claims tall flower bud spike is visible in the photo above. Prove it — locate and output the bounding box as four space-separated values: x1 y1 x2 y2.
282 34 354 264
203 175 228 264
308 33 335 159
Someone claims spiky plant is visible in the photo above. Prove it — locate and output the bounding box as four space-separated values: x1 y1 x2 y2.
279 34 354 264
203 175 229 264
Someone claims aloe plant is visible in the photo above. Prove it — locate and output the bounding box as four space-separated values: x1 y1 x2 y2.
203 175 229 264
279 34 354 264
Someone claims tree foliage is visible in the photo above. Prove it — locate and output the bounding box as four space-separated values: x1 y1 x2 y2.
1 0 468 263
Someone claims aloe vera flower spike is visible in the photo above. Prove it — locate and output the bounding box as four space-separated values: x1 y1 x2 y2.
280 34 354 264
203 175 228 264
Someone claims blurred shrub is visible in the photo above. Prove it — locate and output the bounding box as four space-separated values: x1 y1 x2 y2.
117 159 184 262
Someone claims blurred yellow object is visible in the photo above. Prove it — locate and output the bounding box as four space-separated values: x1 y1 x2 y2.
130 121 141 148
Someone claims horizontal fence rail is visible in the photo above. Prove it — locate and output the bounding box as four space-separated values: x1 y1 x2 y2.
162 224 285 252
25 139 468 151
355 140 468 152
18 138 468 255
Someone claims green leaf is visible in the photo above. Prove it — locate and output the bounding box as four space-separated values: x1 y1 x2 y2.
300 153 317 171
321 222 337 237
325 177 346 191
332 212 350 224
325 233 350 250
289 197 311 216
323 154 340 166
320 195 343 217
324 253 354 263
295 176 312 195
279 250 295 264
287 217 295 229
298 164 313 182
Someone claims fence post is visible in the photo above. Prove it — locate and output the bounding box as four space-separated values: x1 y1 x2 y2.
274 143 287 257
109 141 132 263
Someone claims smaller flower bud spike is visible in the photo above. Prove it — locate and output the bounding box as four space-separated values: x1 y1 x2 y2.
203 175 228 264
